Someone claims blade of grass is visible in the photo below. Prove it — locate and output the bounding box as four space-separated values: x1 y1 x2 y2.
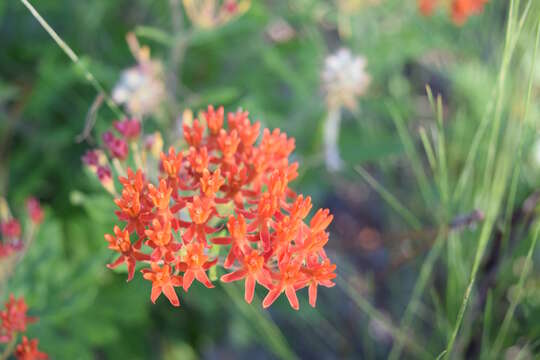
388 104 435 207
222 283 298 360
490 220 540 357
354 165 422 230
453 0 530 202
388 232 445 360
482 0 532 188
443 3 534 356
419 126 437 174
336 276 432 359
19 0 124 118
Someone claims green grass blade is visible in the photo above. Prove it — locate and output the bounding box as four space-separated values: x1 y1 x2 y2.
19 0 125 118
354 165 422 230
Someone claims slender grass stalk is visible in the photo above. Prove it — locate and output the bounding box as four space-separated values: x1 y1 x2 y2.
19 0 124 119
388 104 434 207
336 277 432 359
388 232 445 360
490 221 540 357
453 0 531 202
419 126 437 174
479 290 493 359
222 283 298 360
354 166 422 230
389 86 452 360
489 19 540 357
443 2 535 357
482 0 532 188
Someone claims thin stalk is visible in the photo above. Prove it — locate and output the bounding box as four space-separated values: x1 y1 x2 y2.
19 0 124 118
337 277 432 359
388 232 446 360
354 166 422 230
222 283 298 360
490 222 540 357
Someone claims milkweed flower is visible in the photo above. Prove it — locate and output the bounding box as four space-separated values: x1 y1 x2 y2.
15 336 48 360
0 203 46 358
418 0 490 25
0 295 36 343
102 105 337 310
321 48 370 171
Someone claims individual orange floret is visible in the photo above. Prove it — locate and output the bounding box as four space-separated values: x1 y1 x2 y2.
211 215 253 268
262 260 306 310
145 216 181 262
302 257 337 307
203 105 224 135
105 226 150 281
228 110 260 148
147 179 172 212
142 263 183 307
221 248 272 303
183 118 204 147
14 336 48 360
160 147 184 180
217 129 241 160
187 146 209 174
200 168 225 198
177 243 217 291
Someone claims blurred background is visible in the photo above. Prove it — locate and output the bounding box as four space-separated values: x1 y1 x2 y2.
1 0 540 359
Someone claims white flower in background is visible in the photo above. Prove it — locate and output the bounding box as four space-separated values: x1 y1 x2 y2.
112 33 165 118
322 48 371 110
321 48 370 171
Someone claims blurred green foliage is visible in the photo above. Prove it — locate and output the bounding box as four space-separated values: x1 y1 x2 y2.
1 0 540 359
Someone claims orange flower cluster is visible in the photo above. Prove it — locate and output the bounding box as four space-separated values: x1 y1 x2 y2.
0 295 47 359
105 105 336 310
418 0 489 25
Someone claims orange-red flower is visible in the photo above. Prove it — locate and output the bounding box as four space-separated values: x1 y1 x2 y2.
142 263 183 306
0 295 36 343
177 243 217 291
101 105 336 310
14 336 48 360
105 225 150 281
418 0 489 25
221 248 272 303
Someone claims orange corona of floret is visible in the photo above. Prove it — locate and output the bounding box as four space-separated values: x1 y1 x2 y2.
104 105 336 310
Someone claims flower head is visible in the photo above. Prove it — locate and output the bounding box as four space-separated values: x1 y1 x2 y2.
322 48 370 110
15 336 48 360
0 295 37 343
102 105 336 310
